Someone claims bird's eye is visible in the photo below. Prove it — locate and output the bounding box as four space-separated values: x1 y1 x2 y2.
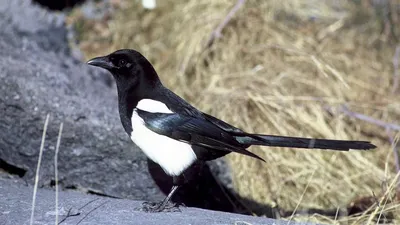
119 59 127 67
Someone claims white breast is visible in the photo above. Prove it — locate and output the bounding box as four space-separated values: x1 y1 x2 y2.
130 99 197 176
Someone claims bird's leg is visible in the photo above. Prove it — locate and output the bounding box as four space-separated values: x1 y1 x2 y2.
139 176 183 213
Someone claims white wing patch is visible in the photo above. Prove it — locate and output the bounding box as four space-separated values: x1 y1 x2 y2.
136 99 173 114
130 110 197 176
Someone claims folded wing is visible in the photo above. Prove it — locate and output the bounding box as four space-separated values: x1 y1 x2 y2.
136 109 265 161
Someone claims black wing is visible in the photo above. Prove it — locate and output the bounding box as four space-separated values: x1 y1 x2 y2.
136 109 265 161
202 113 245 133
157 87 244 131
156 87 256 139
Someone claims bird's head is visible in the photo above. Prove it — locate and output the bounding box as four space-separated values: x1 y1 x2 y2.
87 49 160 87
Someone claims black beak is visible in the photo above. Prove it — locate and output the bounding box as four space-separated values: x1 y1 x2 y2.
87 56 114 70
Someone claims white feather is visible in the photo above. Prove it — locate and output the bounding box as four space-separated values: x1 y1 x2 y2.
131 100 197 176
136 99 173 113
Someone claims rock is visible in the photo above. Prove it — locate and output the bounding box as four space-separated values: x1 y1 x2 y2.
0 177 296 225
0 0 163 201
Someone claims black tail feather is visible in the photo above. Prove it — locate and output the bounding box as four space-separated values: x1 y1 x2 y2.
236 134 376 151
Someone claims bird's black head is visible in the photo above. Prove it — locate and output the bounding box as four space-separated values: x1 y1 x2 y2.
87 49 161 88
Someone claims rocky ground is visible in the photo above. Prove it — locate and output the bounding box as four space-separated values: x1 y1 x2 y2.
1 177 299 225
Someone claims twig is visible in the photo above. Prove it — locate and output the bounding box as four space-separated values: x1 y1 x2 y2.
206 0 246 47
334 207 340 222
30 114 50 225
376 194 390 225
234 221 253 225
338 105 400 131
78 198 100 211
76 201 108 225
366 172 400 225
287 169 317 225
392 45 400 94
29 114 50 225
55 123 64 225
372 191 390 224
326 105 400 201
386 129 400 173
58 208 81 225
386 128 400 201
58 198 100 225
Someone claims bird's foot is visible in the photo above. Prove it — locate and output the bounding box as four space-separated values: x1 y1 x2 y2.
135 201 181 213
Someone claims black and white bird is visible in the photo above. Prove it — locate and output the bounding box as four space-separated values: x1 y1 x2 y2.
87 49 376 212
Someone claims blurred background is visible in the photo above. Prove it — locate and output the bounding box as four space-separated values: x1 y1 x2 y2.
7 0 400 224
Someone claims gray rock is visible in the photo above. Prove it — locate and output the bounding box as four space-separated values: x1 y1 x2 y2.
0 0 163 201
0 177 307 225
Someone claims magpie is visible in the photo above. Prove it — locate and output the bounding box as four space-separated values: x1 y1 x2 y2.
87 49 376 213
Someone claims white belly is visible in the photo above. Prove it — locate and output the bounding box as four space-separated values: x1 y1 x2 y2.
130 110 197 176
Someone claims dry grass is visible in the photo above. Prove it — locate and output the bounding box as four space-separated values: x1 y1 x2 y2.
30 114 50 225
70 0 400 223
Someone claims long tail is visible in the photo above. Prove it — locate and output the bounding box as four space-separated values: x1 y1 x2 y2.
236 134 376 151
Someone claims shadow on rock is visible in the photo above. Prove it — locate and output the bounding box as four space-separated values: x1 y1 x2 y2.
147 159 278 217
